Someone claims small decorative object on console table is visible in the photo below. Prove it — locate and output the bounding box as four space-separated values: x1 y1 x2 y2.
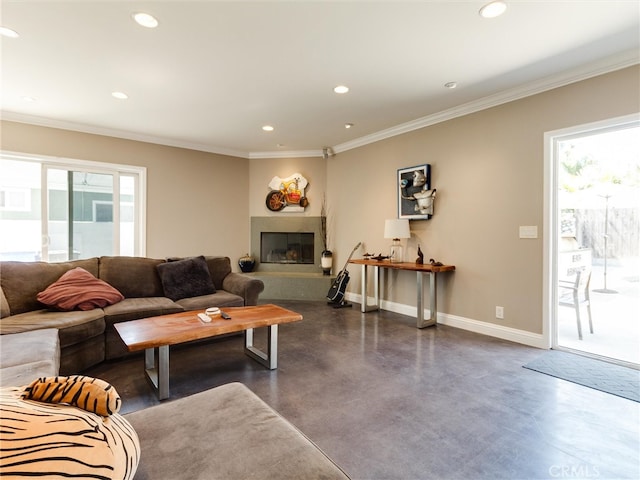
384 218 410 263
238 253 255 273
416 245 424 264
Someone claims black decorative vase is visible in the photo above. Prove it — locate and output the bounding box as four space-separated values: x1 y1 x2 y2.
321 250 333 275
238 253 255 273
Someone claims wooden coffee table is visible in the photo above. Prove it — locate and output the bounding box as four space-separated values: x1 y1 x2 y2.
114 304 302 400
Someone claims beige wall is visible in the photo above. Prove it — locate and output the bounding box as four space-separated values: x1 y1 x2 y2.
0 122 250 263
327 65 639 335
1 65 638 336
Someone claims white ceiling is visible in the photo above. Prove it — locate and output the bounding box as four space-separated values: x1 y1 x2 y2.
1 1 639 158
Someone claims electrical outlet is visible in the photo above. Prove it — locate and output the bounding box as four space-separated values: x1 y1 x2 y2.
495 306 504 319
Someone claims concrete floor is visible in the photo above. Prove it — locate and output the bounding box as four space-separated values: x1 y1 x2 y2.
86 300 640 480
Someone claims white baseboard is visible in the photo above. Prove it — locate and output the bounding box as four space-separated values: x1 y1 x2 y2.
346 293 548 349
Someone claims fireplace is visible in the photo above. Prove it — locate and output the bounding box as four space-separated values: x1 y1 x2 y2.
261 232 314 264
251 217 323 273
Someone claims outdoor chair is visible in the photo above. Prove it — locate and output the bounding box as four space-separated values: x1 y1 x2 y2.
559 267 593 340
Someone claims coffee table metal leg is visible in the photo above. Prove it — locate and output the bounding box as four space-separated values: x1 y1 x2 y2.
244 325 278 369
144 346 170 400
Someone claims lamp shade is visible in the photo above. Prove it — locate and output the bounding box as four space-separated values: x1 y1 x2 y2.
384 219 410 240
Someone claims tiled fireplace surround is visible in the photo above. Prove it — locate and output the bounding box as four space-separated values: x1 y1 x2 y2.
249 217 334 300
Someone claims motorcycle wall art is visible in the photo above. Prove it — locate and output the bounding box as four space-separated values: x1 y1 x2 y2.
265 173 309 212
398 164 436 220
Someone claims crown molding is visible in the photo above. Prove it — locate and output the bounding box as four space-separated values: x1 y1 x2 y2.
332 50 640 154
0 112 251 159
249 149 322 159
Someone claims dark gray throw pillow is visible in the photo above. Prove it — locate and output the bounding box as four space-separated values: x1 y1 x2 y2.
157 256 216 301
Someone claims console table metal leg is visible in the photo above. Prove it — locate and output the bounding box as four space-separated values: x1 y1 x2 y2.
244 325 278 369
430 271 437 324
145 346 170 400
360 264 380 313
416 271 437 329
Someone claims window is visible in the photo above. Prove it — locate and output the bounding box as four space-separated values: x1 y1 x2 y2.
0 152 146 262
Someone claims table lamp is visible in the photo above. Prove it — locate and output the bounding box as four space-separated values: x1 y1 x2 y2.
384 219 410 263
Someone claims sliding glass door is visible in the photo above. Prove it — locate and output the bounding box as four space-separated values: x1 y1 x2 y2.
0 153 145 262
548 117 639 367
44 168 116 261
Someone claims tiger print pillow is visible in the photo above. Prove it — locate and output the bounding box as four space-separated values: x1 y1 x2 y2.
22 375 121 417
1 385 139 480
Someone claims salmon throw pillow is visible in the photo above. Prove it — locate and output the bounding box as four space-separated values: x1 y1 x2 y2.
37 267 124 311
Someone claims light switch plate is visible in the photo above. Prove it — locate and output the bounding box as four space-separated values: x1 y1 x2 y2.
519 226 538 239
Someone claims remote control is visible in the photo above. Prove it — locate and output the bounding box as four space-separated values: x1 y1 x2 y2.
197 313 211 323
221 311 231 320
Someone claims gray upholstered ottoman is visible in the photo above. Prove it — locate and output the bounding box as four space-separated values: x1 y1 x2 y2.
0 328 60 387
125 382 350 480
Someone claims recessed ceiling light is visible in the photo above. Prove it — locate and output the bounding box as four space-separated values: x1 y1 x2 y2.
262 125 274 132
444 82 457 89
479 1 507 18
0 26 19 38
21 96 37 102
345 123 354 129
334 85 349 94
112 91 128 100
133 12 159 28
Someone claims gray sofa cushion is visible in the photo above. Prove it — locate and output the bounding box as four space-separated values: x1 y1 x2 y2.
175 291 244 310
102 297 184 325
0 329 60 387
0 309 105 349
125 382 350 480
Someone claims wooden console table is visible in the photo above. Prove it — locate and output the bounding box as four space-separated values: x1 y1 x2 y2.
348 259 455 328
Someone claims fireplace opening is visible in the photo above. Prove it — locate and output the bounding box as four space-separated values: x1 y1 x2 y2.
261 232 314 264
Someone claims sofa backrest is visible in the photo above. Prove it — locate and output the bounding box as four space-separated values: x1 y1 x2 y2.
0 258 100 315
0 256 235 316
203 256 232 290
98 256 165 298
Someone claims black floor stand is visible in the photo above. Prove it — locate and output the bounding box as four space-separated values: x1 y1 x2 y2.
327 300 352 309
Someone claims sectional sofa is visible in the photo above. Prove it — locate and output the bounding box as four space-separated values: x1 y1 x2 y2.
0 255 264 380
